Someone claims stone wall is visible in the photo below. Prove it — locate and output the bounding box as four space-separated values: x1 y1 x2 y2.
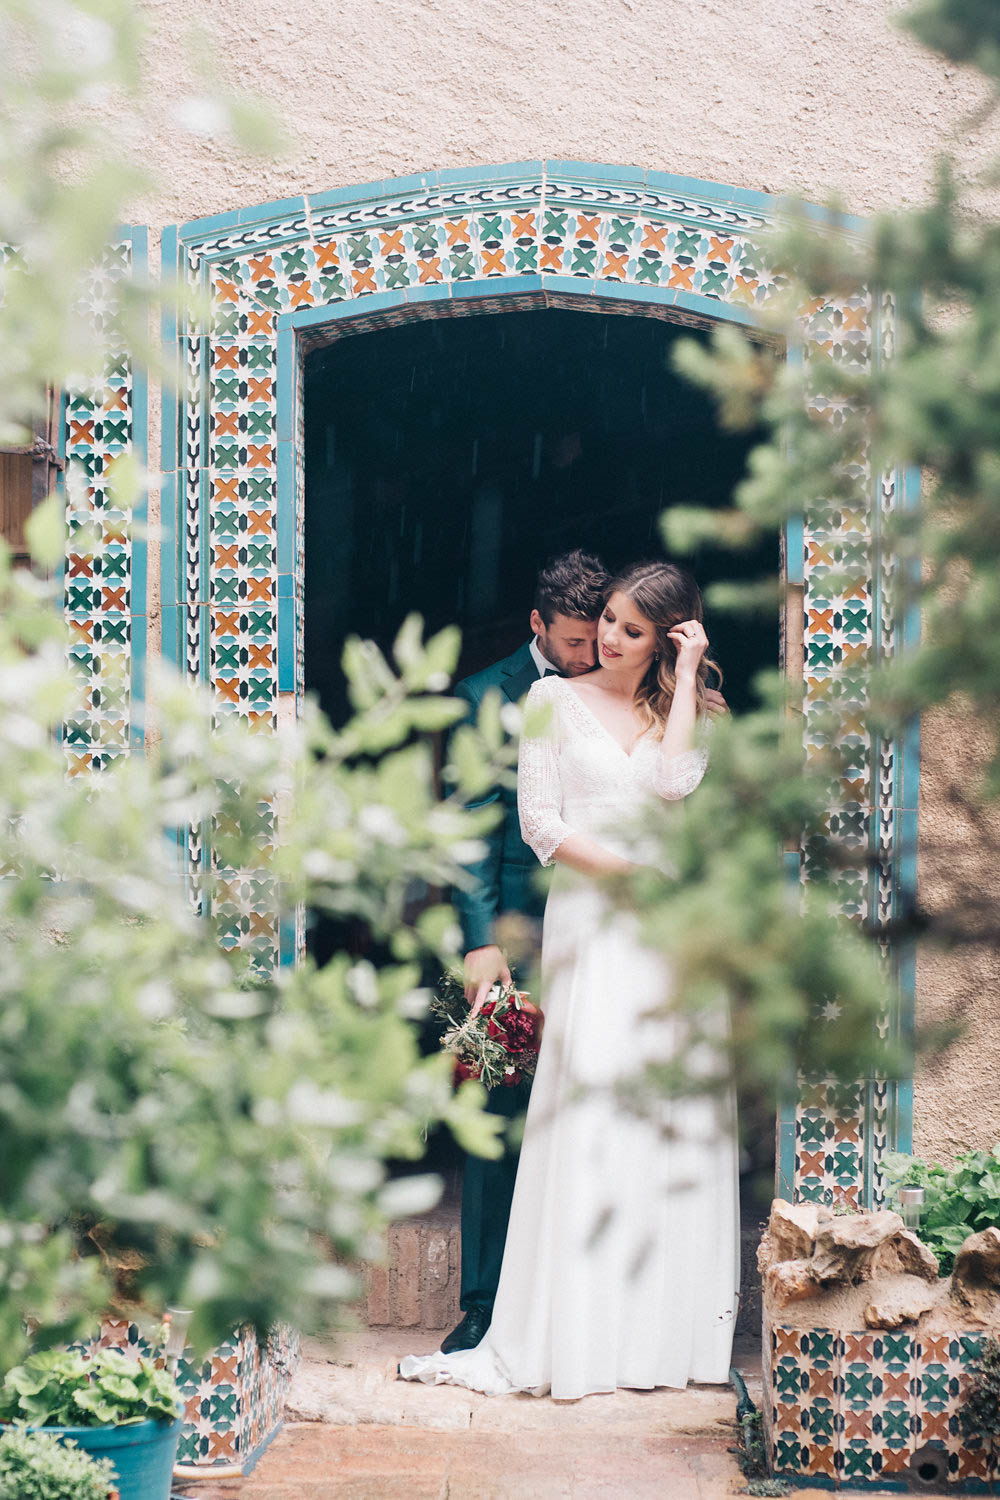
80 0 1000 1164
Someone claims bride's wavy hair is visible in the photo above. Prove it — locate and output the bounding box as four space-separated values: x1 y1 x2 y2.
604 561 722 735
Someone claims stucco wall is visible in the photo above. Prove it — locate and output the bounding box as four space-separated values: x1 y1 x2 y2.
117 0 998 1169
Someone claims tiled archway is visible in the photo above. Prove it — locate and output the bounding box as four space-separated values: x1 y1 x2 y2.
156 161 917 1206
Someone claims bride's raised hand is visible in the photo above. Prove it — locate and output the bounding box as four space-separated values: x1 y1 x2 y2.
666 619 709 679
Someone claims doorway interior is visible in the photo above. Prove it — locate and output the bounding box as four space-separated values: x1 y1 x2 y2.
303 305 778 1231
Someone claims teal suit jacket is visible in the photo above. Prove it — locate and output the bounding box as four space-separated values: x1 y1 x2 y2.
452 641 548 952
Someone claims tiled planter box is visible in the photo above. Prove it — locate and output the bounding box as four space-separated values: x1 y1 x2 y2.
84 1318 299 1474
764 1314 999 1491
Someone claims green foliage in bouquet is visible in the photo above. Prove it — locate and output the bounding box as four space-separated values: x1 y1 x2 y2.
883 1147 1000 1275
0 1429 115 1500
0 1349 178 1429
431 974 542 1091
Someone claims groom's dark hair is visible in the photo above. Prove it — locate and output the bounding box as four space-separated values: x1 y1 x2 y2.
534 549 609 624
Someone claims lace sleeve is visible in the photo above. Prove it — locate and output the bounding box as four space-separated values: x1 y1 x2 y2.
652 738 709 801
517 678 572 866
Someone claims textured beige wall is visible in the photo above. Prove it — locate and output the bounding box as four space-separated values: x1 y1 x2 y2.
119 0 999 1165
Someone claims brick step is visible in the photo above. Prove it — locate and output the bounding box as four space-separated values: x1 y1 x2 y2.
364 1199 763 1336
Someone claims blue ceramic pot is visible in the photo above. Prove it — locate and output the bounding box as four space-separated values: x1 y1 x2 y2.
28 1417 182 1500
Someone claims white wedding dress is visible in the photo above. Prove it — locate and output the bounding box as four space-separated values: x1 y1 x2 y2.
400 675 740 1399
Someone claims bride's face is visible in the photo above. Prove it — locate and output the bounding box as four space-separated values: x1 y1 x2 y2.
597 592 657 675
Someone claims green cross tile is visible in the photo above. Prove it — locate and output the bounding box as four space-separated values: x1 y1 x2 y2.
213 443 239 470
383 262 410 289
247 543 272 570
107 356 128 381
247 478 272 502
281 246 308 276
843 605 868 633
609 217 635 245
246 609 272 634
571 247 596 276
807 1400 835 1441
99 687 127 716
411 223 439 253
346 234 372 261
514 244 537 272
675 228 701 256
450 250 474 279
103 418 129 445
542 211 567 238
959 1334 984 1365
881 1403 911 1444
808 641 836 667
248 678 273 704
775 1359 802 1397
215 643 240 671
65 718 90 744
319 273 347 301
635 257 660 285
254 284 282 309
249 875 275 902
101 618 128 644
215 261 242 284
843 1443 873 1478
774 1434 802 1472
478 215 503 242
246 344 272 372
843 1366 874 1404
702 267 728 296
213 307 239 337
798 1182 825 1202
798 1116 827 1147
213 578 239 604
67 584 97 611
805 1330 836 1364
213 378 240 407
102 553 127 579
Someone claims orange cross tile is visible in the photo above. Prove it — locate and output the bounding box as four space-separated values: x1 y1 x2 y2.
668 264 695 290
247 511 273 534
249 255 274 281
808 608 834 633
708 235 733 261
214 279 239 303
843 641 868 664
641 224 668 252
834 1118 860 1142
246 578 272 601
379 229 405 256
845 581 868 600
883 1370 910 1400
70 420 94 444
512 212 535 238
482 248 505 275
809 1369 835 1398
214 345 240 369
446 219 469 246
352 266 376 294
102 587 126 609
103 388 128 412
70 621 94 642
214 1356 239 1383
248 444 273 467
418 257 443 283
215 611 240 635
289 280 314 308
68 754 91 776
248 377 272 402
808 541 833 566
602 251 627 279
313 241 340 269
919 1411 949 1442
212 478 239 503
249 912 275 935
249 643 272 667
921 1335 949 1361
540 244 564 270
842 305 867 332
214 412 239 437
959 1449 989 1477
247 309 274 336
249 712 274 732
69 555 93 577
576 214 600 239
215 679 240 704
214 545 239 569
208 1431 237 1459
773 1327 799 1356
799 1150 825 1176
732 276 759 303
844 1334 869 1361
810 1447 836 1477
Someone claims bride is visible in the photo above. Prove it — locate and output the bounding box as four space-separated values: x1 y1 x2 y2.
400 560 740 1400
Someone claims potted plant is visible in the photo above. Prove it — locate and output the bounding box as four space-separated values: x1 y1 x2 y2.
0 1427 118 1499
0 1349 181 1500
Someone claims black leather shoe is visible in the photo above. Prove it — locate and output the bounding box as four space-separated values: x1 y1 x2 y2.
440 1307 491 1353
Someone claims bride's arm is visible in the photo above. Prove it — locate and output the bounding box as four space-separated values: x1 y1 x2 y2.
518 682 635 878
653 623 710 802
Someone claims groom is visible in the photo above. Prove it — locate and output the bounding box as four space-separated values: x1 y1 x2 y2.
442 549 610 1354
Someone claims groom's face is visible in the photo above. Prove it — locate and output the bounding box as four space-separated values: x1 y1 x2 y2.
530 609 599 677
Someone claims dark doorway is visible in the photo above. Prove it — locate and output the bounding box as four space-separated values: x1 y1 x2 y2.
303 306 779 1238
304 308 776 725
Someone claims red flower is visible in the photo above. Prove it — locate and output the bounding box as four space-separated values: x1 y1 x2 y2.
499 1002 544 1055
453 1059 481 1085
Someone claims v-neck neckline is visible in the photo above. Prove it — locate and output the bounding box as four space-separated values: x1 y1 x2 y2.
557 678 646 760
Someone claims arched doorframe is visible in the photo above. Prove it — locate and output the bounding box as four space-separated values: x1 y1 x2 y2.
160 160 918 1207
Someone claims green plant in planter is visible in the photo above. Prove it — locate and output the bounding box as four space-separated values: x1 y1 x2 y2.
0 1349 178 1428
883 1147 1000 1276
0 1428 116 1500
959 1336 1000 1476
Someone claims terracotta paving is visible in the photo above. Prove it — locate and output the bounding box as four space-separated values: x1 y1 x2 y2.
171 1331 946 1498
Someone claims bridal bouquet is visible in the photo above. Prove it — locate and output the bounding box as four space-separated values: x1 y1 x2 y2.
431 974 543 1089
